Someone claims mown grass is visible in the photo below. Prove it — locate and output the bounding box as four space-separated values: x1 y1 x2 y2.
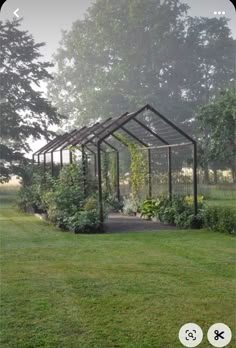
0 190 236 348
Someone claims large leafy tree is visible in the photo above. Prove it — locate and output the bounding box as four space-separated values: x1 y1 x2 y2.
49 0 190 128
49 0 234 134
181 16 235 114
0 19 62 182
196 88 236 182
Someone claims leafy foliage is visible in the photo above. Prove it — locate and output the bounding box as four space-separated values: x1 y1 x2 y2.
138 195 235 232
204 206 236 234
197 89 236 181
17 185 37 212
105 195 123 212
140 199 159 219
68 210 103 234
114 132 147 200
18 164 103 233
123 194 140 215
49 0 234 137
0 19 62 182
139 195 205 228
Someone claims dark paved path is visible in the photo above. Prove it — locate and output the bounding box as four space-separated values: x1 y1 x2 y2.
104 213 177 233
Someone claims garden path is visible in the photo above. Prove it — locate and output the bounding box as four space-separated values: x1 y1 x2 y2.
105 213 177 233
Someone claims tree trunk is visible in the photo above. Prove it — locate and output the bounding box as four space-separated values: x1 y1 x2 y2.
213 169 217 185
203 166 209 185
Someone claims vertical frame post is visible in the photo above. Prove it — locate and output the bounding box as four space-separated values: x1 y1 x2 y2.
82 145 87 197
148 149 152 198
193 142 198 215
94 154 97 177
97 142 103 223
51 152 54 176
43 153 46 182
104 153 109 194
43 153 46 174
60 149 63 168
69 150 73 164
32 154 35 175
168 147 172 199
116 152 120 201
37 154 40 165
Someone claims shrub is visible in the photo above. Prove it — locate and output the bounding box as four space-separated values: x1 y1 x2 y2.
159 205 176 224
18 169 56 213
204 206 219 231
83 196 98 211
204 206 236 234
147 195 205 229
18 163 105 234
218 208 236 233
68 210 103 234
140 199 160 219
105 195 123 212
41 191 57 222
184 195 205 206
123 194 140 215
17 186 37 212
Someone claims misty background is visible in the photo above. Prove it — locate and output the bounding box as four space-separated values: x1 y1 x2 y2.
1 0 235 154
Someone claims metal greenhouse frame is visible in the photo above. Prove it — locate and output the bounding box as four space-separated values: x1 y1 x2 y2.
33 104 198 222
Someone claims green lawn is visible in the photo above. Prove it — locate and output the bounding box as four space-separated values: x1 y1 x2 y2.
0 192 236 348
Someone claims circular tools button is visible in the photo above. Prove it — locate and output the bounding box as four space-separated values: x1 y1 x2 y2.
179 323 203 347
207 323 232 347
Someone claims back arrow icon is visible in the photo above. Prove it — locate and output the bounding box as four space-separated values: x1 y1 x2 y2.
14 8 19 18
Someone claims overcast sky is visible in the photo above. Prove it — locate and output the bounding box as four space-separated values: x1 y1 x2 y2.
1 0 235 154
1 0 235 60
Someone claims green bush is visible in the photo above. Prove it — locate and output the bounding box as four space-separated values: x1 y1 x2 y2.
204 206 236 234
105 195 123 212
17 186 37 212
18 168 56 214
83 196 98 211
38 164 85 227
18 163 104 234
140 199 160 219
68 210 103 234
138 195 204 229
159 205 176 224
123 194 140 215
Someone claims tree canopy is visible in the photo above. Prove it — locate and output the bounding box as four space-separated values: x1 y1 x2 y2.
0 19 62 182
48 0 235 133
197 88 236 182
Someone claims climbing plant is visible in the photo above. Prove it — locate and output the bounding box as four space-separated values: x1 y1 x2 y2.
114 133 147 199
102 152 110 196
110 152 117 194
66 145 95 197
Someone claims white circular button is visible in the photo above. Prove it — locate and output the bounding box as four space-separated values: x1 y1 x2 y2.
179 323 203 347
207 323 232 347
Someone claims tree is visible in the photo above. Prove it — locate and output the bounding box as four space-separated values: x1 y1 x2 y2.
196 88 236 183
49 0 234 135
48 0 190 127
0 19 62 182
180 16 235 130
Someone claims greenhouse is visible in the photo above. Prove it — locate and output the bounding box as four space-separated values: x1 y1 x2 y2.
33 104 198 223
